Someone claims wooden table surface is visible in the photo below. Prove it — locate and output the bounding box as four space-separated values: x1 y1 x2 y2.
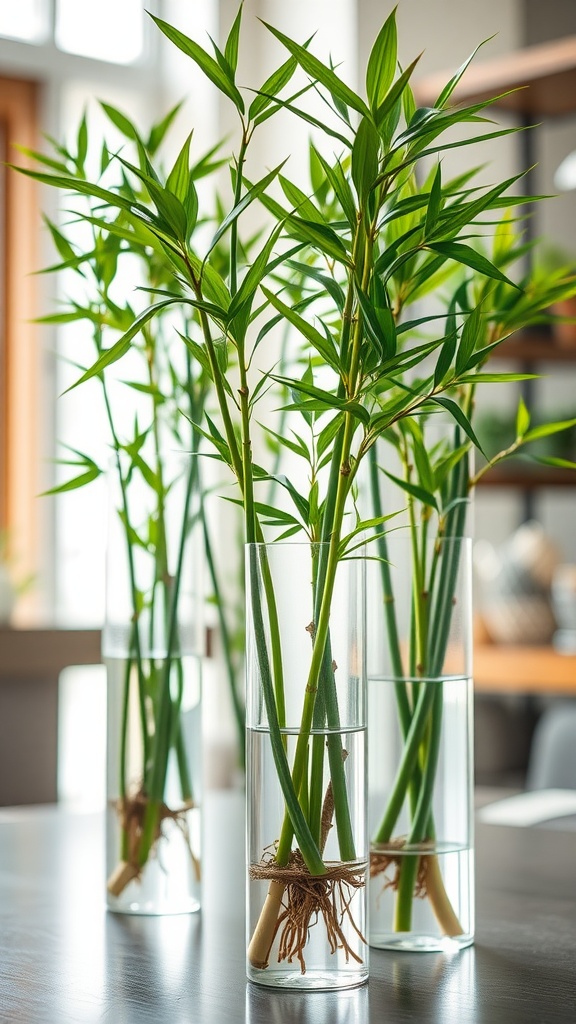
0 790 575 1024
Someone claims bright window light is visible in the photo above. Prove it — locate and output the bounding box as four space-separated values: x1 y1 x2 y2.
0 0 48 43
55 0 145 64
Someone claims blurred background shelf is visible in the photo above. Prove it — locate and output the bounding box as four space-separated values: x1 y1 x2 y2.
477 466 576 488
474 640 576 694
414 34 576 116
490 331 576 363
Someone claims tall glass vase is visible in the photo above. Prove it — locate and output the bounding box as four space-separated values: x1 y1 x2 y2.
367 532 474 951
246 542 368 990
102 451 203 915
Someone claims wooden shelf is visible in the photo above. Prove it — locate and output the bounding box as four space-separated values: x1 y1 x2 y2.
474 642 576 694
414 35 576 117
478 466 576 488
489 331 576 363
0 627 102 678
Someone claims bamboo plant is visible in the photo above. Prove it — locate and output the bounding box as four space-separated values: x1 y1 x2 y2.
366 217 576 938
17 5 576 960
21 103 247 893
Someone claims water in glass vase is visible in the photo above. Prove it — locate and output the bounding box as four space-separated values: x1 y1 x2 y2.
105 654 202 915
247 725 368 990
368 674 474 951
369 843 474 951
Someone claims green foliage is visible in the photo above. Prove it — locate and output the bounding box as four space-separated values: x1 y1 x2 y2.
19 2 576 904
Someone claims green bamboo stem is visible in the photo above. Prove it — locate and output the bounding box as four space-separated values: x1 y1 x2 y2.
101 384 149 769
138 451 198 865
186 357 246 765
147 340 194 805
292 220 374 861
384 440 471 933
201 506 245 762
306 422 346 846
119 642 134 863
275 410 359 867
367 446 406 684
248 544 325 874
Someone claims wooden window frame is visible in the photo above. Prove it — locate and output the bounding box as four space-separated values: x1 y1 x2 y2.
0 76 40 609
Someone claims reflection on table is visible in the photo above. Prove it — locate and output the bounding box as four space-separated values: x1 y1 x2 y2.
0 790 575 1023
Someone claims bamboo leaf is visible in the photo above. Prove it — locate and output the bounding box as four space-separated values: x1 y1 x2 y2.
381 468 438 510
75 113 88 174
316 413 344 457
458 372 539 384
100 101 140 141
351 117 380 203
435 38 492 109
227 228 294 324
117 156 189 239
41 449 102 496
523 418 576 443
424 163 442 237
259 425 311 461
41 466 102 496
224 3 242 73
279 175 326 225
260 286 340 370
528 455 576 470
403 420 436 494
433 331 458 388
375 56 421 128
516 396 531 437
286 260 346 314
274 375 370 425
427 241 520 288
42 216 78 264
206 162 286 257
262 21 370 117
147 101 184 154
354 284 386 359
455 302 483 374
258 472 311 524
366 8 397 112
64 299 179 392
434 443 471 489
166 132 193 202
285 218 352 265
248 55 298 120
430 396 487 457
312 148 357 228
150 14 245 113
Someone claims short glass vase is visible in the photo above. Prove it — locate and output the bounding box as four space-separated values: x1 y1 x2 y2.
103 451 203 915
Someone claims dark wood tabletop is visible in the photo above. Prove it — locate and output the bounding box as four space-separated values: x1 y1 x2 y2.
0 791 574 1024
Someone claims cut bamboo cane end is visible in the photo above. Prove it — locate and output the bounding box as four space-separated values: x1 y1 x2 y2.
426 855 464 936
106 860 139 897
247 880 286 969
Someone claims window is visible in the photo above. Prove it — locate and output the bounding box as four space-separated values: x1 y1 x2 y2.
0 0 48 44
55 0 145 65
0 78 41 620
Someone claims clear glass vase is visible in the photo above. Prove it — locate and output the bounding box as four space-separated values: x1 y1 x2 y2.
103 451 203 915
246 542 368 990
367 533 474 951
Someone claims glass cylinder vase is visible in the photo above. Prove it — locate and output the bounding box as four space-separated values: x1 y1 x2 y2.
246 542 368 990
367 532 474 951
102 451 203 915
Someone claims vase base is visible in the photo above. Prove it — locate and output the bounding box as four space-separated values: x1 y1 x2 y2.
369 932 473 952
107 896 201 916
247 967 369 991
